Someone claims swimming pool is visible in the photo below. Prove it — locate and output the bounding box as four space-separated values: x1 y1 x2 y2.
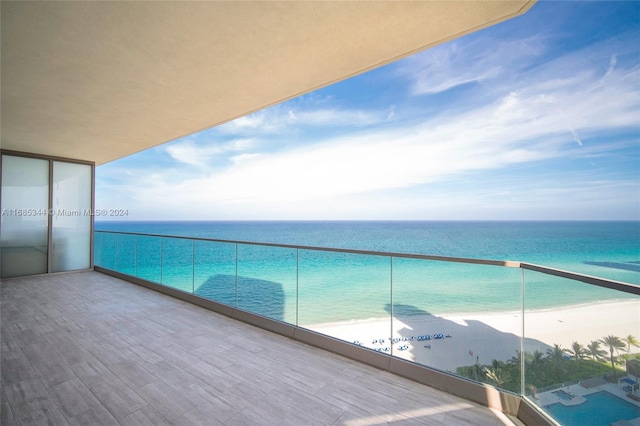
544 391 640 426
552 390 573 401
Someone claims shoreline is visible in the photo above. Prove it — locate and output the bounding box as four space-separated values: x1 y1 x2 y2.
306 300 640 372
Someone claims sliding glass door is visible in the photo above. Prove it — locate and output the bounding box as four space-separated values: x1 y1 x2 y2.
51 161 92 272
1 153 94 278
0 156 50 277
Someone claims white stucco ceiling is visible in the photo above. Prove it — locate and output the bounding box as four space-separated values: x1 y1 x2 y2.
1 1 535 165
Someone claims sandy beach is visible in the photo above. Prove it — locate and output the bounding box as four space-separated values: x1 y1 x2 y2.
307 300 640 372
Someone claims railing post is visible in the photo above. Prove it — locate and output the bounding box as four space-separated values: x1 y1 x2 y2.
160 237 163 285
390 256 394 358
192 239 195 295
296 248 299 327
521 267 526 397
135 234 138 277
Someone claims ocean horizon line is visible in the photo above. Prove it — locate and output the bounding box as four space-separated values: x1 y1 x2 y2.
95 219 640 224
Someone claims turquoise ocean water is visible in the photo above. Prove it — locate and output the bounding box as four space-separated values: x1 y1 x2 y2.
94 221 639 324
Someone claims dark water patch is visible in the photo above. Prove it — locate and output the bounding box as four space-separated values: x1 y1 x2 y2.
195 274 285 321
584 261 640 273
384 303 432 317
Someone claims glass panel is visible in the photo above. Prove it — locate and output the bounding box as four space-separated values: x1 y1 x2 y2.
523 270 640 426
95 232 116 270
298 250 391 350
137 235 161 283
236 244 297 323
393 259 522 392
51 161 91 272
161 237 193 293
1 155 49 277
194 240 237 307
114 233 136 276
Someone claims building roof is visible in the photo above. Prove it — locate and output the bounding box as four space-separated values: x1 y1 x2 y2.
1 1 534 165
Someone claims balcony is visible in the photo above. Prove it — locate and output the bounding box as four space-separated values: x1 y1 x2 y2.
6 3 635 425
2 270 518 425
86 230 639 425
3 229 639 424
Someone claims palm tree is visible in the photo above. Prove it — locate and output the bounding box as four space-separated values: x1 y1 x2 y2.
484 359 511 388
567 341 587 360
600 335 626 379
483 359 511 387
623 335 640 355
546 344 566 365
546 344 566 381
508 351 523 367
527 350 544 385
586 340 607 361
530 350 544 373
484 367 505 387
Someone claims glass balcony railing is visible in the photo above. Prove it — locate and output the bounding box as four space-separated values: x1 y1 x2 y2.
94 230 640 426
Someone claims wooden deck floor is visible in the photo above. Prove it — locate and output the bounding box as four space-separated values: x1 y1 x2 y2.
1 271 516 425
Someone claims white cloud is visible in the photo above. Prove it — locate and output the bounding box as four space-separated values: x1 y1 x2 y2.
131 58 638 210
604 54 618 79
216 103 389 136
400 36 545 96
165 138 256 168
291 109 385 127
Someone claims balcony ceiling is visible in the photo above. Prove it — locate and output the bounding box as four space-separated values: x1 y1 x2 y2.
1 1 534 165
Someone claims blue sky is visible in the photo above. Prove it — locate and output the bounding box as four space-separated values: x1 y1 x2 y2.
96 1 640 221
